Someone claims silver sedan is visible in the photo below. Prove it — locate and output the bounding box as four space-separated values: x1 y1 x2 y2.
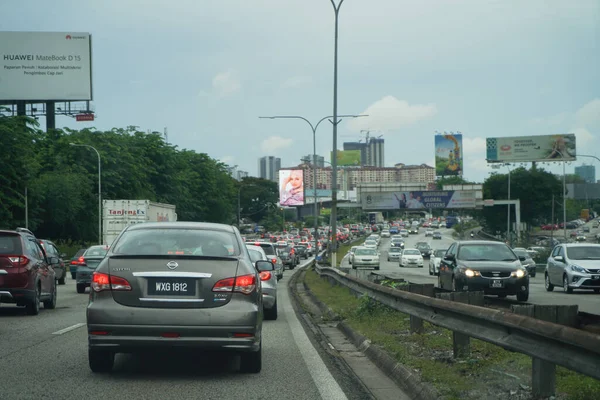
246 244 278 320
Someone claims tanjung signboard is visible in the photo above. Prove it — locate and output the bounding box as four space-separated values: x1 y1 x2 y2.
486 134 576 163
361 190 477 210
0 31 93 101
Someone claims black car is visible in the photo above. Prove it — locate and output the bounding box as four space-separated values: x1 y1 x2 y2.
294 245 308 259
512 249 537 277
277 247 297 269
69 248 87 279
438 240 529 301
415 242 432 258
76 245 109 293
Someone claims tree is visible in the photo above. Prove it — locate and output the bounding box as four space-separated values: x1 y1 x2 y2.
238 177 278 224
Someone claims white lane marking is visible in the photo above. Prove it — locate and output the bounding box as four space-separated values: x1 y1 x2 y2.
52 323 86 335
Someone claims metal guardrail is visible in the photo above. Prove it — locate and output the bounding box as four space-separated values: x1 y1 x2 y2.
313 263 600 387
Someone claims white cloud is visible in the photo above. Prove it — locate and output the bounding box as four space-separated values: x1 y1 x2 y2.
462 137 487 155
575 98 600 129
219 155 235 165
212 69 241 97
572 128 595 147
347 96 437 132
281 76 312 89
261 136 293 153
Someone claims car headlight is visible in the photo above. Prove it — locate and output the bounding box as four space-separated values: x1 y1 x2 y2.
570 265 586 273
464 269 480 277
511 269 526 278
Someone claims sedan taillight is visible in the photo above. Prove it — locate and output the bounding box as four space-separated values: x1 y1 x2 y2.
7 256 29 266
212 274 257 295
91 272 132 292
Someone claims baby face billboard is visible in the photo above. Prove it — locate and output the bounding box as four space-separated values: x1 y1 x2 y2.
279 169 305 206
435 134 463 176
361 190 476 210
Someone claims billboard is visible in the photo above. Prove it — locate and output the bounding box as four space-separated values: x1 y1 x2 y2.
0 31 92 101
330 150 361 166
361 190 476 210
486 134 576 163
279 169 305 206
435 134 463 176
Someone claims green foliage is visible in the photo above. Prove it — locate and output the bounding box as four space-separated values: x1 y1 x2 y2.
0 117 240 242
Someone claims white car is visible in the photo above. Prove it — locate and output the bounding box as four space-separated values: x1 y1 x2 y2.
428 248 447 276
351 247 380 270
347 246 359 264
400 248 424 268
425 229 434 237
367 235 380 245
380 229 391 238
363 240 378 250
399 229 409 237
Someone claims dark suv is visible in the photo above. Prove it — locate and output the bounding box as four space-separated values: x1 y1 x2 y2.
0 228 58 315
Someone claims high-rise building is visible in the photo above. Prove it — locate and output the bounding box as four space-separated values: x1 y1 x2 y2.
368 138 385 167
258 156 281 182
575 165 596 183
301 154 325 167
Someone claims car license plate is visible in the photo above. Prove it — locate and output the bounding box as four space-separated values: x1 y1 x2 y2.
490 280 503 288
148 278 196 296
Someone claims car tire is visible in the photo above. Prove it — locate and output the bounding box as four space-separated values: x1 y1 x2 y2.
43 282 57 309
264 302 278 321
76 283 86 294
516 290 529 302
58 276 66 285
240 343 262 373
530 271 536 278
544 273 554 292
89 349 114 373
26 284 41 316
71 273 76 280
563 275 573 294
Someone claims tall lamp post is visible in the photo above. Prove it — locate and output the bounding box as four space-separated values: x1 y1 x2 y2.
259 113 366 259
70 143 102 245
503 163 512 245
329 0 345 268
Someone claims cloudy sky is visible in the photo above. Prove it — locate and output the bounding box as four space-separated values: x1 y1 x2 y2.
2 0 599 182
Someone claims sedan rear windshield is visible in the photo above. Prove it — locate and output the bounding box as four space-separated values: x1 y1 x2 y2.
0 234 22 255
566 246 600 260
84 246 109 258
389 248 402 253
404 250 421 256
112 228 240 256
355 249 377 256
513 249 532 259
458 244 517 262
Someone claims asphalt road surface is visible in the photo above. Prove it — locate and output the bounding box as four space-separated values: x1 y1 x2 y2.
0 260 367 400
342 228 600 314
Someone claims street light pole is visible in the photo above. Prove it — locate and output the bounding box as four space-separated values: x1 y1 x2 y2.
563 160 567 241
70 143 102 245
505 163 511 245
259 112 366 259
330 0 344 268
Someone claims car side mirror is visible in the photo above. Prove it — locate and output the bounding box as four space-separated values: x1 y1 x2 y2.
48 256 59 264
256 260 274 272
444 254 455 262
518 256 527 262
553 255 564 262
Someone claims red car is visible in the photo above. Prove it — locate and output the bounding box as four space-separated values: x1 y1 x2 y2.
0 228 58 315
541 224 559 230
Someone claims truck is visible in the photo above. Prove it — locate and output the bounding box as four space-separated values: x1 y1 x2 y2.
368 212 384 225
102 200 177 246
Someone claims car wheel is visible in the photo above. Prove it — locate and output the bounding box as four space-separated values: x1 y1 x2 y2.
43 282 57 309
545 273 554 292
563 275 573 294
264 302 278 320
58 276 66 285
76 283 86 294
71 273 76 280
240 342 262 373
26 284 41 316
516 290 529 302
530 271 536 278
89 349 114 373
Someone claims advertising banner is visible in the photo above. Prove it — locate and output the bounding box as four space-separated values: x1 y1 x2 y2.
279 169 305 206
330 150 361 166
435 134 463 176
0 31 93 101
361 190 476 210
486 134 576 163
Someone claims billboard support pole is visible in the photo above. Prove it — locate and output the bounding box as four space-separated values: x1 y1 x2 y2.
16 101 26 116
46 101 56 131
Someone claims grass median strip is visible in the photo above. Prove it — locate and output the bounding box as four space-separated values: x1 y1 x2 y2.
304 268 600 400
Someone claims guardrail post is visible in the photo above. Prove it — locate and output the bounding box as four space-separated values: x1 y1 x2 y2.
407 285 425 333
511 304 579 398
436 291 484 358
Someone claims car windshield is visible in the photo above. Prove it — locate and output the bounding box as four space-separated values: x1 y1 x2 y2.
84 245 109 258
365 241 376 245
513 249 531 259
416 243 429 249
434 250 447 257
404 250 421 256
0 234 22 254
457 244 517 262
566 246 600 260
112 228 240 256
355 248 377 256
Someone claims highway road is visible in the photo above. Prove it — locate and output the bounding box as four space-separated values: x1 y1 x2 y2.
0 260 373 400
342 228 600 314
